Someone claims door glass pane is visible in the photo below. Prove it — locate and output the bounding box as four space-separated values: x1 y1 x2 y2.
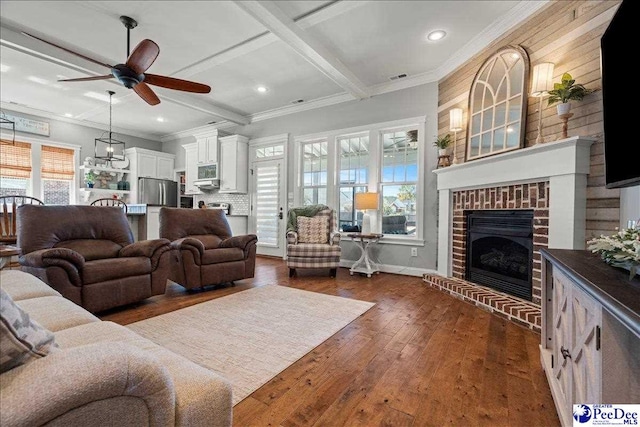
255 163 280 247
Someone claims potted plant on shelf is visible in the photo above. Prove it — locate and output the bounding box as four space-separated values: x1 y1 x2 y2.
84 171 96 188
547 72 592 116
433 134 452 168
434 134 452 154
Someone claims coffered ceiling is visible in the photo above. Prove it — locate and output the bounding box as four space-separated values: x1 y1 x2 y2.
0 1 546 140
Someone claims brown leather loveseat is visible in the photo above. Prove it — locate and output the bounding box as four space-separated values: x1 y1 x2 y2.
160 207 257 290
17 205 172 313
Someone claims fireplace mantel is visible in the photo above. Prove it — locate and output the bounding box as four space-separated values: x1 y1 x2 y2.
434 136 595 277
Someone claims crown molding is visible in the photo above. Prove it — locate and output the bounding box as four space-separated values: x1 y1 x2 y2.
0 101 160 141
160 120 237 143
250 92 355 123
248 133 290 146
435 1 550 81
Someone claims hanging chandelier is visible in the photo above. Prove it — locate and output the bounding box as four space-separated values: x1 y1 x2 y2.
94 90 125 162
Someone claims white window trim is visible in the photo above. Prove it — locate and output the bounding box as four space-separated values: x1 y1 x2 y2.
294 116 427 246
1 132 80 204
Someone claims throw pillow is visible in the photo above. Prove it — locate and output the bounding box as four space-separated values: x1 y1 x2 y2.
0 288 59 373
297 216 330 244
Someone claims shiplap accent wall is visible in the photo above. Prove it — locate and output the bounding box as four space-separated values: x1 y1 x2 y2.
437 0 622 239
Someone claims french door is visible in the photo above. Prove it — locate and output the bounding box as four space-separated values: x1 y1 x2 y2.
251 159 286 257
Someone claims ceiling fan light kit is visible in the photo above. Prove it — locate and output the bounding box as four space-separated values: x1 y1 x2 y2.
22 15 211 106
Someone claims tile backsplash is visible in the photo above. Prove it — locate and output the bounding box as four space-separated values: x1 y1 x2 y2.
194 192 249 216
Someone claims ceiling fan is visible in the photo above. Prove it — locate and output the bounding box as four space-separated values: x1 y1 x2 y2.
22 16 211 106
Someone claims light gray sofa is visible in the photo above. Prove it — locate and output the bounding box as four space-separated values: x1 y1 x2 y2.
0 269 232 427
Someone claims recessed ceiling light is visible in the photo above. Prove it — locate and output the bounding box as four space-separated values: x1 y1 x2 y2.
427 30 447 41
156 117 165 122
27 76 50 85
0 64 9 73
84 91 121 104
511 53 520 59
256 86 268 93
64 113 73 118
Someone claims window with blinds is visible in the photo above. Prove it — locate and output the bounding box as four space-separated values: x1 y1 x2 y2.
41 145 75 205
0 140 31 197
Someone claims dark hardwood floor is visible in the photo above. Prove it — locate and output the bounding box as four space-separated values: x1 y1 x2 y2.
101 256 560 427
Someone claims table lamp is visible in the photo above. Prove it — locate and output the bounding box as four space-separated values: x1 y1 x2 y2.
355 192 378 235
531 62 555 144
449 108 464 164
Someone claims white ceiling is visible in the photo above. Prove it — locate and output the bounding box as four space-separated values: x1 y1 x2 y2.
0 0 542 140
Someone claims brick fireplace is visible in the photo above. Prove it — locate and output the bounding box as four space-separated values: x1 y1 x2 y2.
425 137 594 331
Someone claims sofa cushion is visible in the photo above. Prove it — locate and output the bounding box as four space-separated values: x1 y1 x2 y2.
82 257 152 285
0 270 61 301
55 239 122 261
287 243 342 258
201 248 245 265
0 288 58 373
297 216 329 244
16 296 99 332
191 235 223 250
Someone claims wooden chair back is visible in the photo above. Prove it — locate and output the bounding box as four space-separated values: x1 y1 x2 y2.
0 195 45 244
90 198 128 213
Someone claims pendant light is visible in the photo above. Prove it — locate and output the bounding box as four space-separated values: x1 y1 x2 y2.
94 90 125 163
0 111 16 145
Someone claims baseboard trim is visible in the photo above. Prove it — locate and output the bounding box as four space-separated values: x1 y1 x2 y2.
339 260 436 277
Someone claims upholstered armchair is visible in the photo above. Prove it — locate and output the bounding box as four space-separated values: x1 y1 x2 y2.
16 205 172 313
286 206 341 277
159 207 257 290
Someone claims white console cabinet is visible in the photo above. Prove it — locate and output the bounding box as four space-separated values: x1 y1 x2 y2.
541 249 640 427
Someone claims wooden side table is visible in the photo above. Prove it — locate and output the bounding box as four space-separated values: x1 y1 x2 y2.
0 245 20 270
347 233 383 277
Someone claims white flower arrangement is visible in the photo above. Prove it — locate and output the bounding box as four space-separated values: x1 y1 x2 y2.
587 227 640 280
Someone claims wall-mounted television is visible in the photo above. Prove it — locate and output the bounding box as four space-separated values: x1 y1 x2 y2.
601 0 638 189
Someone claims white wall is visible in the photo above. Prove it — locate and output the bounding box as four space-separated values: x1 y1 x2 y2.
620 186 640 229
164 82 440 272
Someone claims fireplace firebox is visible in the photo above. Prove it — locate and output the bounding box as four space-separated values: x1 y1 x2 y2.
465 210 533 301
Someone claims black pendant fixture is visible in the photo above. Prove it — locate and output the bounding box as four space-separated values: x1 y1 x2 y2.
0 112 16 145
94 91 125 163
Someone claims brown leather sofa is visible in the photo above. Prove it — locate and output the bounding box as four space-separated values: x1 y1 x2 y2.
159 207 257 290
16 205 172 313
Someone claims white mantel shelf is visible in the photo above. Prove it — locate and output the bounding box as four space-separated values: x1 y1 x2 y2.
433 136 595 191
434 136 595 277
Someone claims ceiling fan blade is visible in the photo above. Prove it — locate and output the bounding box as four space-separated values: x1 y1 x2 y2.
58 75 114 82
22 32 113 69
126 39 160 74
144 74 211 94
133 82 160 106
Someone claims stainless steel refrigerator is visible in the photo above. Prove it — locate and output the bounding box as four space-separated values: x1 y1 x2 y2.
138 177 178 207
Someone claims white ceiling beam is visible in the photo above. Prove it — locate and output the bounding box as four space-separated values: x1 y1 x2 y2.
173 1 369 78
234 0 370 100
0 24 250 125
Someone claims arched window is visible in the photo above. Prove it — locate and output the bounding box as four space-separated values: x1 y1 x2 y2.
466 46 529 160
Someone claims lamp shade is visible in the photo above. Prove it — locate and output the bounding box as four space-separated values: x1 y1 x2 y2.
355 192 378 210
449 108 464 132
531 62 555 97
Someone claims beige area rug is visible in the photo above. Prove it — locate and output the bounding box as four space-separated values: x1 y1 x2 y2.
128 285 374 405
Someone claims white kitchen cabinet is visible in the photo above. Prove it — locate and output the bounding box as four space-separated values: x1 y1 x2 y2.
124 147 176 203
197 137 218 164
145 206 161 240
183 143 201 195
226 216 248 236
219 135 248 193
138 152 158 178
541 249 640 427
157 157 175 180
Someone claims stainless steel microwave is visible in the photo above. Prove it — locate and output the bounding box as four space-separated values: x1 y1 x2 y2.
197 163 218 180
